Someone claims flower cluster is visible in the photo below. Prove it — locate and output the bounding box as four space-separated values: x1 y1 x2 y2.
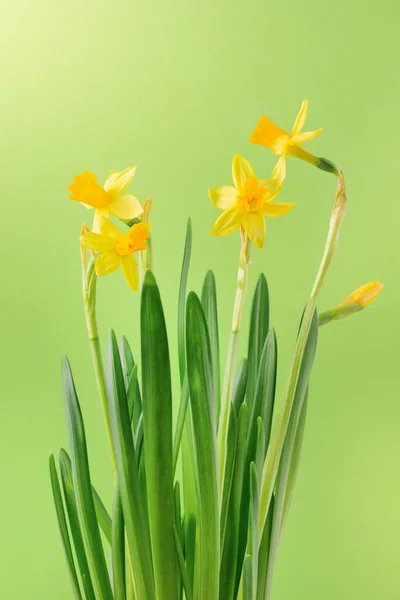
67 101 382 313
209 100 324 249
69 166 149 290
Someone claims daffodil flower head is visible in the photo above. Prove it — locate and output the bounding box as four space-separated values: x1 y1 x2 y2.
249 100 323 168
80 217 150 291
209 154 294 249
69 166 144 232
341 281 384 308
319 281 383 326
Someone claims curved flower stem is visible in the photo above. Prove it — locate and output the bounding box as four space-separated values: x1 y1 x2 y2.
82 247 117 474
218 229 251 491
258 172 346 537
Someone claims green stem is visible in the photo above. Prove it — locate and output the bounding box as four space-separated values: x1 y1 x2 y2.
258 172 346 537
218 232 251 491
83 258 117 474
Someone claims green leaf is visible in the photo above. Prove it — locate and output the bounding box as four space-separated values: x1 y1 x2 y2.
62 357 113 600
242 555 253 600
185 514 196 596
119 337 142 431
265 393 312 597
256 497 274 600
49 454 82 600
219 403 248 600
236 329 277 594
111 480 126 600
174 525 193 600
201 270 221 421
258 302 318 555
259 329 277 443
178 217 192 385
281 390 309 529
58 449 96 600
220 403 238 549
91 486 112 546
173 372 190 475
141 270 179 600
186 291 219 600
174 482 183 598
255 418 266 480
247 463 259 600
106 332 155 600
232 359 248 417
247 274 269 410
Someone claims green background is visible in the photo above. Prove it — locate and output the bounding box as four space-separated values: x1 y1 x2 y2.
1 0 399 597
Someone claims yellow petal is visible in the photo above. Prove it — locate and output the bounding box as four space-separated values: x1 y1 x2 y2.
104 166 136 194
142 198 152 222
341 281 384 308
92 208 110 233
211 207 244 237
95 251 120 275
99 216 123 239
291 100 308 136
271 155 286 187
109 194 144 220
249 115 289 150
242 212 266 248
291 129 323 144
121 255 139 291
262 202 295 218
209 186 239 210
258 177 281 201
69 171 110 209
80 232 115 252
232 155 255 191
128 222 151 252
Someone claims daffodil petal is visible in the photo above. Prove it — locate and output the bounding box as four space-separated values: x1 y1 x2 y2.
109 194 144 220
271 155 286 186
262 202 295 218
95 251 120 276
92 208 110 233
208 186 239 210
258 177 280 199
291 100 308 136
211 207 244 237
249 116 289 150
242 212 266 248
81 232 115 252
121 255 139 291
291 129 323 143
99 216 123 239
104 166 137 194
232 155 255 191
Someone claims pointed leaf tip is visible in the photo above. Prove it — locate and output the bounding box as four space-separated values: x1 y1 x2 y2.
143 269 157 287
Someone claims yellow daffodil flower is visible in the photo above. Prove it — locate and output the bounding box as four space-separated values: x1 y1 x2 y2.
209 154 293 248
80 217 150 291
249 100 323 171
319 281 383 326
69 166 143 231
341 281 384 308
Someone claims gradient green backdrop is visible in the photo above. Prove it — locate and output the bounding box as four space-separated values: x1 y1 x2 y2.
1 0 399 598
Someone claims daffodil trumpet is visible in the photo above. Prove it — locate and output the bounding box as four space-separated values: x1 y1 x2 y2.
250 99 339 177
69 166 144 231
